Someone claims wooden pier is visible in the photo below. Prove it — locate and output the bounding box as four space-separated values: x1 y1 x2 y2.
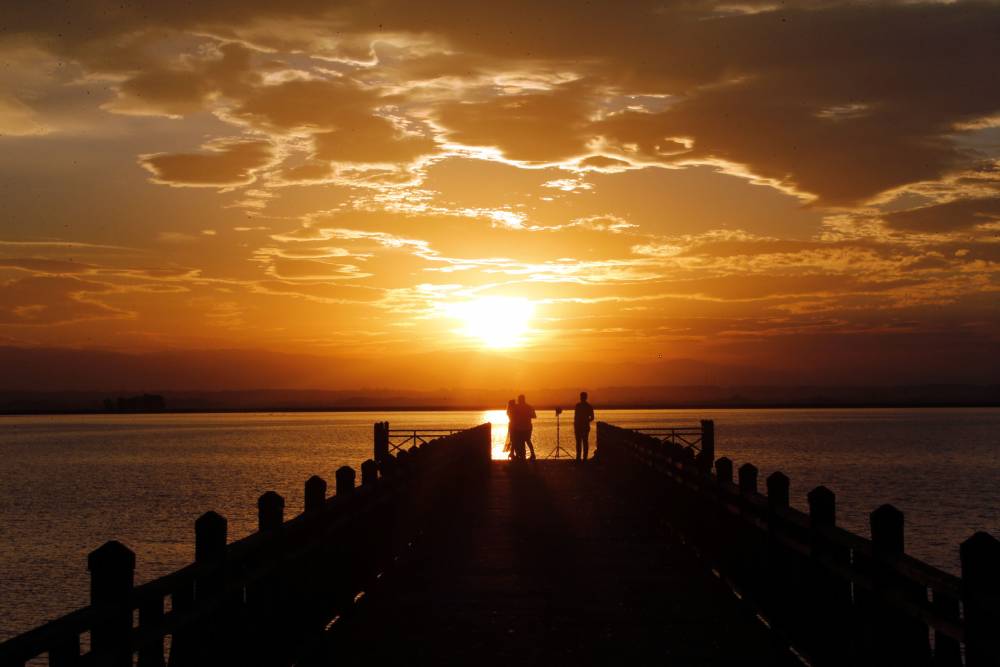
1 421 998 666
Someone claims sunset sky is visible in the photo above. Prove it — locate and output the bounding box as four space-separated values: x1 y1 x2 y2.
1 1 998 389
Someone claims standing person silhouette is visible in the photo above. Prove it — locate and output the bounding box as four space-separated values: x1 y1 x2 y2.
511 394 537 461
573 391 595 462
504 399 516 459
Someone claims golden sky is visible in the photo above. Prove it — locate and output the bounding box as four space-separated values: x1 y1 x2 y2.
1 0 998 388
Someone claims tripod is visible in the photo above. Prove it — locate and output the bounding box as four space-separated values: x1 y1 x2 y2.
545 408 574 459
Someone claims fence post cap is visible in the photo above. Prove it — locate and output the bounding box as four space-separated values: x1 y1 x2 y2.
766 471 790 508
360 459 378 485
870 504 904 555
336 465 357 495
195 510 227 530
807 485 836 526
961 531 1000 551
714 457 733 483
304 475 328 513
807 485 835 503
870 503 903 522
258 490 284 507
195 511 228 562
961 531 1000 570
88 540 135 571
767 470 789 484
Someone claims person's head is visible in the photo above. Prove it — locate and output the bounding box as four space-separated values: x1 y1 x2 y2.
507 399 516 408
580 391 588 401
517 394 526 404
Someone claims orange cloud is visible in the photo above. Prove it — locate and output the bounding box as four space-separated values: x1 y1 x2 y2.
140 139 276 187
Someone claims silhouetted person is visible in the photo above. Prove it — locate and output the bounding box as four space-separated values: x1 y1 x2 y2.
504 399 516 459
574 391 595 461
510 394 537 461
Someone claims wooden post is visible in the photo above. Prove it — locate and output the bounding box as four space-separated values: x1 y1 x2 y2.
766 471 790 510
169 512 227 667
715 457 733 485
961 531 1000 667
361 459 378 486
762 471 793 634
88 540 135 667
258 491 284 532
867 505 929 663
801 486 852 663
304 475 327 513
374 421 389 462
699 419 715 474
808 486 835 528
767 470 791 510
738 463 758 496
136 595 164 667
336 466 356 496
870 504 904 557
195 511 228 564
194 510 228 611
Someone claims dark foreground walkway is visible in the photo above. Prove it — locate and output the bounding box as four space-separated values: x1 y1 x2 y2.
304 461 800 666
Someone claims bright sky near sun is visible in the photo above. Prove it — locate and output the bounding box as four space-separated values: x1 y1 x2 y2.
447 297 535 349
0 1 998 388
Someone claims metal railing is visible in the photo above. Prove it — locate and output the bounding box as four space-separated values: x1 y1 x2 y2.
386 428 463 454
631 426 705 451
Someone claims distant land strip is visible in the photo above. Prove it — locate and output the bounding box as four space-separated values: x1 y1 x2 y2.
0 385 998 415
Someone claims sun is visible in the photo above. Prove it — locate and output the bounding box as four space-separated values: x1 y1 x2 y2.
447 296 535 348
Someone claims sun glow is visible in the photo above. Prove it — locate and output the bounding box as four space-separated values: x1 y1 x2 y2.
447 296 535 348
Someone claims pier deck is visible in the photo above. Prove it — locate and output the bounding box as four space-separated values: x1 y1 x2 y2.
306 461 797 666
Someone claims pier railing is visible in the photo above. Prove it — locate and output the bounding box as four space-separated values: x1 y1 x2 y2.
611 419 715 473
373 422 464 457
0 424 492 667
596 421 1000 667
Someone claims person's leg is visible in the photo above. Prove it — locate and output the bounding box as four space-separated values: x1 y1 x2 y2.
575 428 583 460
582 428 589 460
526 429 536 460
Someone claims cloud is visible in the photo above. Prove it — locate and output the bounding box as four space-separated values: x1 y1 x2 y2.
140 138 276 187
883 198 1000 233
0 276 125 325
0 258 94 274
105 42 259 118
228 76 439 168
229 78 380 132
435 83 596 163
312 117 437 165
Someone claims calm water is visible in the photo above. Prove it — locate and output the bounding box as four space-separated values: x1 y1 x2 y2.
1 408 997 640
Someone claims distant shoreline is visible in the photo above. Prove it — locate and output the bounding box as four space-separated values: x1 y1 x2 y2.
1 402 998 416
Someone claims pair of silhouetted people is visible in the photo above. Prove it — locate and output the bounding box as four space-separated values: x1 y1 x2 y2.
505 394 537 461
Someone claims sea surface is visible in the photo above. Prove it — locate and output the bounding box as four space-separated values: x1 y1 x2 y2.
1 407 998 640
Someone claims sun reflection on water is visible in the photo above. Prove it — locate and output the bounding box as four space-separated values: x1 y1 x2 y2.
481 409 510 459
